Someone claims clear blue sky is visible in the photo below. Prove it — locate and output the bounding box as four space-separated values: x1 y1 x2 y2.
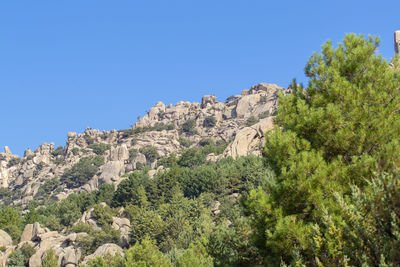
1 1 399 156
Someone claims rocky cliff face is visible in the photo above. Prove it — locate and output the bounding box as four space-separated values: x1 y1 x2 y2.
0 83 285 206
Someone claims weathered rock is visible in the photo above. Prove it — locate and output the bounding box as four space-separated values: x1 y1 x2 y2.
20 223 34 242
224 117 274 158
61 246 80 267
4 146 12 156
67 132 77 138
235 94 261 117
24 148 34 158
0 229 12 246
83 243 124 264
0 247 14 267
1 83 284 207
201 94 216 108
99 161 125 184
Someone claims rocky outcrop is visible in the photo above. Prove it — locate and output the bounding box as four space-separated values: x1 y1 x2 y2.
0 229 12 246
224 117 274 158
83 243 124 264
17 222 87 267
0 83 286 206
201 94 216 108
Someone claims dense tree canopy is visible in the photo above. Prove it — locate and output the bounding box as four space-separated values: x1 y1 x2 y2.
245 34 400 266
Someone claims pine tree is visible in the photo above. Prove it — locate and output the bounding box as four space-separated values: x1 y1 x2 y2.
244 34 400 265
41 249 58 267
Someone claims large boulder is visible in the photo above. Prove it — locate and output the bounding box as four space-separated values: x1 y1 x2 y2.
224 117 274 158
0 229 12 246
98 161 125 184
20 224 34 242
0 247 14 267
234 94 261 117
83 243 124 264
201 94 216 108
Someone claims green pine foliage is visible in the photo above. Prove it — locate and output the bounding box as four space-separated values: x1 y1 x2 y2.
41 249 59 267
88 143 111 155
7 249 25 267
244 34 400 265
182 119 197 135
61 156 104 188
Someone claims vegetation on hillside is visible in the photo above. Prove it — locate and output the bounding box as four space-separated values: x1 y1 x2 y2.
1 34 400 266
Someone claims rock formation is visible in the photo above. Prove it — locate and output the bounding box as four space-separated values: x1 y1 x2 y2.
0 82 289 265
0 83 285 206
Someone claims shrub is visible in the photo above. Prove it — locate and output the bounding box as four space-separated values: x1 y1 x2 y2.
135 162 145 170
84 135 95 145
131 138 137 146
35 177 60 199
7 158 22 168
124 237 172 266
20 243 36 265
139 146 159 164
246 116 258 126
88 143 111 155
70 148 80 155
225 95 236 102
120 129 136 138
258 110 270 119
61 156 104 188
177 149 206 168
7 249 24 267
75 224 121 256
178 138 192 148
51 146 64 157
129 149 138 161
41 249 58 267
0 206 23 241
182 119 197 135
203 116 216 128
199 138 214 147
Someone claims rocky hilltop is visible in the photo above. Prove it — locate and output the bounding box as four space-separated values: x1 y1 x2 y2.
0 83 284 206
0 83 289 266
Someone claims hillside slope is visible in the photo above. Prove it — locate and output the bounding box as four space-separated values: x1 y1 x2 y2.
0 83 283 206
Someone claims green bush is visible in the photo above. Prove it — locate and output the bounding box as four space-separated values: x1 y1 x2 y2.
41 249 58 267
198 138 214 147
139 146 159 163
177 149 206 168
129 149 138 161
7 249 24 267
84 135 95 145
74 223 121 256
203 116 216 128
7 157 22 168
225 95 236 102
124 237 172 266
258 110 270 119
120 128 136 138
0 188 13 205
35 177 60 199
178 138 192 148
20 243 36 265
61 156 104 188
246 116 258 126
0 206 23 241
182 119 197 135
51 146 64 157
88 143 111 155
